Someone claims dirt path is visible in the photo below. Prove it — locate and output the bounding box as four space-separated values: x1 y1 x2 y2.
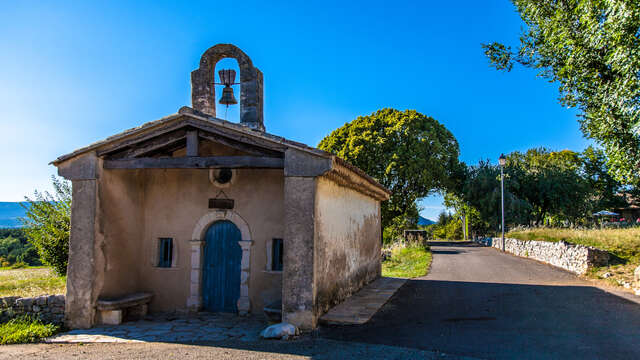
321 243 640 359
0 338 477 360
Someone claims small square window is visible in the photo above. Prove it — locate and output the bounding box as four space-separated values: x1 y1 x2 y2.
157 238 173 268
271 238 283 271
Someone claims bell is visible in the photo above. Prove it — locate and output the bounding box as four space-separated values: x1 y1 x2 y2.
219 86 238 105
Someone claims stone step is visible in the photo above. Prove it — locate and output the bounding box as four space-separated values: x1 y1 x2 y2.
319 277 406 326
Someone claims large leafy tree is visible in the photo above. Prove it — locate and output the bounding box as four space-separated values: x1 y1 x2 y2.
580 145 628 211
318 108 462 238
483 0 640 184
21 176 71 275
459 159 532 231
459 147 630 231
506 148 590 224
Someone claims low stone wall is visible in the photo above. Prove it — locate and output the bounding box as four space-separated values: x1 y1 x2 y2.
477 237 609 275
0 295 65 324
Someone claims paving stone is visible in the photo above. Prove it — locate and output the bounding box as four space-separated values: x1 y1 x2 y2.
47 313 267 343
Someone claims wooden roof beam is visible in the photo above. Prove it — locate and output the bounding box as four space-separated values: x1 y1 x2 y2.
103 156 284 169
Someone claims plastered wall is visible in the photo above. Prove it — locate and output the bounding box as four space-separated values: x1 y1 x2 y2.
97 167 284 314
98 169 144 297
314 176 382 315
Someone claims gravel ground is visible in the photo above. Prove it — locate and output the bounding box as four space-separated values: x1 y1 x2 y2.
1 337 478 360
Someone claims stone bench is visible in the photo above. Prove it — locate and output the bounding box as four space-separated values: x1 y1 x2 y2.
96 292 153 325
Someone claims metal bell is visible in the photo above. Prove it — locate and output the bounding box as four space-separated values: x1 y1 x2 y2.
219 86 238 105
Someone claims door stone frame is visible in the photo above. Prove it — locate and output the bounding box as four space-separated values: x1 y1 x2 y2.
188 210 253 314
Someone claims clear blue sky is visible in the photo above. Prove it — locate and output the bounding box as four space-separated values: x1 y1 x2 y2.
0 1 590 220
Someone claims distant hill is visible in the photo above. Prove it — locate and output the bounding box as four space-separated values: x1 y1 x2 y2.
1 201 439 228
418 216 435 226
0 202 28 228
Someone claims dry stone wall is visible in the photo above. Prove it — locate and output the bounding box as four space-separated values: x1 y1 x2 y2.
0 295 65 324
477 237 609 275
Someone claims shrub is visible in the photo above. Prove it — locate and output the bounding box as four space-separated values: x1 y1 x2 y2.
10 261 27 269
21 176 71 276
382 245 432 279
0 316 60 344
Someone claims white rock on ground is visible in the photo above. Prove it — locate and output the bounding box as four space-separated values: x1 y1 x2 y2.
634 266 640 287
260 323 299 340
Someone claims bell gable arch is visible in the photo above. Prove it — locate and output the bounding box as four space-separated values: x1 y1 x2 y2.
190 44 264 131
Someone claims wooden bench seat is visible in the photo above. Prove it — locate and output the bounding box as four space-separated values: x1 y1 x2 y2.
96 292 153 325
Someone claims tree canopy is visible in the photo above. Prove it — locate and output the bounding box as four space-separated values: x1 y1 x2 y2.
483 0 640 184
318 108 462 239
457 146 630 233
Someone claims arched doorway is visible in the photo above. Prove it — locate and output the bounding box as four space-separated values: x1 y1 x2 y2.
202 220 242 312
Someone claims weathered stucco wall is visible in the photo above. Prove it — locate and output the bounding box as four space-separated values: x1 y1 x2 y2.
92 161 283 316
479 237 609 275
98 169 144 297
134 167 284 313
314 176 381 316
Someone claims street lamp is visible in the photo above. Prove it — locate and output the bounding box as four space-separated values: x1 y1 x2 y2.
499 153 506 251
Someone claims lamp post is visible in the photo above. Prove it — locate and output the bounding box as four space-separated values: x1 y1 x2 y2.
499 153 506 252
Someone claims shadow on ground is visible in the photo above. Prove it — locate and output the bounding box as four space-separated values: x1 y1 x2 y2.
430 249 463 255
320 279 640 360
41 313 463 359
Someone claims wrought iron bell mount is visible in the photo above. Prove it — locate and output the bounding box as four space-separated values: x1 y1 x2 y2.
216 69 239 106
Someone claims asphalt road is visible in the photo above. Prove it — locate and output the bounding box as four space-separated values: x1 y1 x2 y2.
321 242 640 359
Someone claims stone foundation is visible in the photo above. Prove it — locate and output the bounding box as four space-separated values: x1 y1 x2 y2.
0 294 65 324
478 237 609 275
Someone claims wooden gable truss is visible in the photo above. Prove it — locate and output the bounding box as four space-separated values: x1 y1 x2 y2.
98 120 285 170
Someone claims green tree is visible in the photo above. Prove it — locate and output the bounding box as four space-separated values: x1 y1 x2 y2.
459 147 630 229
21 176 71 275
459 159 532 232
430 210 464 240
506 148 590 224
318 108 462 240
443 193 487 238
483 0 640 184
0 236 42 267
581 146 628 212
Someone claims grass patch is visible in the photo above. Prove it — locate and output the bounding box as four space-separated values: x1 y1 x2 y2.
0 267 65 298
382 245 432 278
0 316 60 344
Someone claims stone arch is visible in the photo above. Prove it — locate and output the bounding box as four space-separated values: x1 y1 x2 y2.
191 209 252 242
188 210 253 314
191 44 264 131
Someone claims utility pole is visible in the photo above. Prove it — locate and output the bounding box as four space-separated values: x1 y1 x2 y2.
499 153 506 252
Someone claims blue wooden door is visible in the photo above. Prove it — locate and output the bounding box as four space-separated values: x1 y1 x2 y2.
202 220 242 313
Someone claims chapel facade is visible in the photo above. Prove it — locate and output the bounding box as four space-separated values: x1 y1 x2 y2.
53 44 390 330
